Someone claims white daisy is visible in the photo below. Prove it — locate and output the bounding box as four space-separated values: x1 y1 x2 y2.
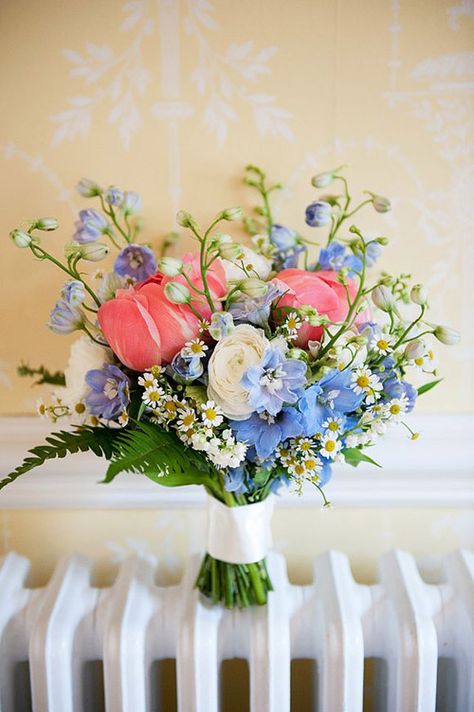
370 334 394 355
182 339 209 358
200 400 224 428
176 408 197 432
321 415 344 435
351 366 383 405
283 312 303 338
319 432 342 460
138 372 159 390
118 410 129 428
386 397 408 422
142 385 165 409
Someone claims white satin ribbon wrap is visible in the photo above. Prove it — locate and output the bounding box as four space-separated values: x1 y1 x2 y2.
206 496 274 564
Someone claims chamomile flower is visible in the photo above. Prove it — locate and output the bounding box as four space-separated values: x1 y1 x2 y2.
182 339 209 358
351 366 383 405
283 312 303 339
176 407 197 432
319 432 342 460
36 399 48 419
303 454 323 474
386 396 408 422
138 372 159 390
200 400 224 428
321 415 344 435
118 410 129 427
292 437 314 454
161 394 181 420
191 430 211 452
370 333 394 355
413 349 438 374
277 445 292 464
142 385 165 409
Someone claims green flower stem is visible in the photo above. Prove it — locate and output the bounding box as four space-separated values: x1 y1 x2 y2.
82 323 107 346
344 198 373 219
99 196 130 244
247 562 268 605
29 243 102 308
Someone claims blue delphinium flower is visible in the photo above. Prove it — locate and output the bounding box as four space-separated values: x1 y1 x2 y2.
318 241 362 275
359 241 382 267
114 244 157 282
231 407 305 459
383 377 417 412
242 348 307 416
73 209 109 244
270 224 298 251
298 368 364 436
169 352 204 384
47 300 84 334
229 281 284 328
224 465 247 493
85 364 130 420
61 280 85 306
209 311 234 340
305 201 332 228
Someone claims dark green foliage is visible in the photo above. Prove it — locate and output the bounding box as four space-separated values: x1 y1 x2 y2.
17 362 66 386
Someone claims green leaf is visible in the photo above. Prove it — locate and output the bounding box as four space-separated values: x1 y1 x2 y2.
417 378 442 396
0 427 120 491
17 362 66 386
341 447 382 468
103 420 216 487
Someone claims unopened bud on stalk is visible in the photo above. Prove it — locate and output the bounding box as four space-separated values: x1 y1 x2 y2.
10 229 32 248
287 347 308 362
164 281 190 305
433 325 460 346
65 242 109 262
375 236 389 246
219 242 244 261
404 340 425 360
410 284 427 306
372 285 394 312
221 207 243 221
176 210 198 231
311 171 333 189
158 256 183 277
239 278 268 298
372 195 391 213
34 217 59 231
76 178 102 197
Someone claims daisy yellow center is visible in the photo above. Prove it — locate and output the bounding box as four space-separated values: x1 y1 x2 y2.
204 408 217 420
182 413 195 427
280 448 290 458
357 374 370 388
287 318 298 330
328 422 339 432
190 343 203 353
75 402 86 414
294 464 305 476
428 350 434 359
305 459 317 470
377 339 389 350
415 357 424 366
165 401 177 413
38 404 46 415
90 416 99 426
143 378 155 389
148 391 161 402
324 440 336 452
301 441 312 451
390 404 401 415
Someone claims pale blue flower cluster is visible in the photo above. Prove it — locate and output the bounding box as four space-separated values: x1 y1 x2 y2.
85 364 130 420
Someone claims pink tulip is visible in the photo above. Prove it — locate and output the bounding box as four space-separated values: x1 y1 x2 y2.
275 269 362 347
98 282 202 371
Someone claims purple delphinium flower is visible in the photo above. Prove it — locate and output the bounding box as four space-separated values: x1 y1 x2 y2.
231 407 305 459
73 209 109 244
105 186 124 207
305 201 332 228
169 352 203 384
47 300 84 334
61 280 85 306
122 191 141 215
85 364 130 421
114 244 157 282
359 241 382 267
229 281 284 328
298 368 364 436
318 241 362 275
242 348 307 416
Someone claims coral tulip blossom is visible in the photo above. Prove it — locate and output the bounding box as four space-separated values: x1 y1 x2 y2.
275 269 363 347
98 282 202 371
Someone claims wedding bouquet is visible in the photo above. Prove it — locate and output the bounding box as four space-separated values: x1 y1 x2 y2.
3 165 459 608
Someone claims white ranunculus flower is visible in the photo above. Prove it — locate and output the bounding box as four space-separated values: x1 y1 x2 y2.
221 245 273 282
55 336 112 408
207 324 268 420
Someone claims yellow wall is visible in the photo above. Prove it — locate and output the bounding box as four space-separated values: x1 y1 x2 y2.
0 0 472 598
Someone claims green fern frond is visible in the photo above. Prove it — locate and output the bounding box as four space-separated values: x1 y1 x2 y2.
0 427 120 491
104 420 216 488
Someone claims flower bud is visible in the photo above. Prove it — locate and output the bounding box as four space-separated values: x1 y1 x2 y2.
238 278 268 298
65 242 109 261
375 236 389 246
372 195 391 213
213 233 233 246
105 186 124 207
10 229 32 248
372 285 394 312
410 284 427 306
34 217 59 231
404 340 425 360
305 201 332 227
76 178 102 197
311 170 335 188
122 191 141 216
221 207 243 221
176 210 198 230
433 325 460 346
218 242 245 261
158 256 183 277
287 347 309 362
164 281 190 304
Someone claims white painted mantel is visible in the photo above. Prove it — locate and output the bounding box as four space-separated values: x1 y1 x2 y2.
0 415 472 509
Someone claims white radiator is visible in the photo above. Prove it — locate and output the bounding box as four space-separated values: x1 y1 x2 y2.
0 549 472 712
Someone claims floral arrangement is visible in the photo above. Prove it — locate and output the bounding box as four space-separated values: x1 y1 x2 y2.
3 165 459 608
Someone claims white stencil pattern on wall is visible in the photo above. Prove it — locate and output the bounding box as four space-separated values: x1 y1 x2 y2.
51 0 293 150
